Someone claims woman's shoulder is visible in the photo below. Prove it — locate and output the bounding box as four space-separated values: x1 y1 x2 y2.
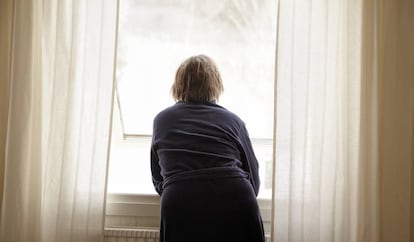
153 103 180 122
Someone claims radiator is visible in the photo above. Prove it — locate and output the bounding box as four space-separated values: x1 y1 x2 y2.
104 228 160 242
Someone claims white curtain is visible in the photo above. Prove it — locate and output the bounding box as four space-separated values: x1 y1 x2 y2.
272 0 414 241
0 0 118 241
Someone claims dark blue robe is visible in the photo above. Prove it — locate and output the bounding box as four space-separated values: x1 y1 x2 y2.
151 101 265 242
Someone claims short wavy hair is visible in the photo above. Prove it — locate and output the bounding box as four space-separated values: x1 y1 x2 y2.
172 55 224 102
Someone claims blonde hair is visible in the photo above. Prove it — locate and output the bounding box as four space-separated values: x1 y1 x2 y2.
172 55 224 102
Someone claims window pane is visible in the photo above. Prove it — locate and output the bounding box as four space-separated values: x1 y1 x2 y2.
108 0 276 199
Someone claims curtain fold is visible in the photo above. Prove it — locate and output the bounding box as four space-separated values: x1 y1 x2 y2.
272 0 414 241
0 0 118 241
0 0 43 241
357 0 380 240
0 0 13 219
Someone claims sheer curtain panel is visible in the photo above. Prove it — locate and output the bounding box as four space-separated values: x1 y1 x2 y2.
273 0 366 240
272 0 414 241
0 0 118 241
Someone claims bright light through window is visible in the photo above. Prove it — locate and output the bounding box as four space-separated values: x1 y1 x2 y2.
108 0 277 199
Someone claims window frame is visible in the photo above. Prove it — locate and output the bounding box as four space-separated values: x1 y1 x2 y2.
105 0 277 237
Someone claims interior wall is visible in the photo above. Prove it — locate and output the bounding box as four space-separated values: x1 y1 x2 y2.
379 0 414 241
0 0 12 217
411 100 414 242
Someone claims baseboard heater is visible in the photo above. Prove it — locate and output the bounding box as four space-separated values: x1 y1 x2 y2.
104 228 160 242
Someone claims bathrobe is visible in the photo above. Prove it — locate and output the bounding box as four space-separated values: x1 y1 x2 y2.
151 101 265 242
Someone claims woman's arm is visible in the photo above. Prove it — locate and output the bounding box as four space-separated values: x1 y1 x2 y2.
151 146 164 195
238 124 261 196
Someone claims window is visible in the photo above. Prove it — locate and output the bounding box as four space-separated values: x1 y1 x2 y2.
106 0 276 233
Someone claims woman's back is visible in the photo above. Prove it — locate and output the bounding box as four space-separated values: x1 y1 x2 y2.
152 101 246 178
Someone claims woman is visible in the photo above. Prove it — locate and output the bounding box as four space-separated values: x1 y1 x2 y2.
151 55 265 242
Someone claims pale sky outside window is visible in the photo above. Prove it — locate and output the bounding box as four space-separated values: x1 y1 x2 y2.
107 0 277 199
